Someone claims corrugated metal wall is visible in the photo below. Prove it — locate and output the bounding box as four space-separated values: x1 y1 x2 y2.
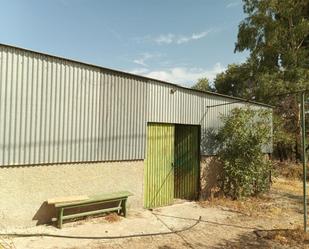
147 81 204 125
0 44 272 166
147 81 271 155
0 45 147 166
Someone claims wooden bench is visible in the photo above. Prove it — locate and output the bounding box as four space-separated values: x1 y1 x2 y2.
53 191 133 228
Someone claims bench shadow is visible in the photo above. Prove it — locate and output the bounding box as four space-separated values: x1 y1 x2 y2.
32 201 57 225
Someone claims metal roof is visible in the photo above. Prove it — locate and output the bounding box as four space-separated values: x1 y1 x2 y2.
0 43 273 108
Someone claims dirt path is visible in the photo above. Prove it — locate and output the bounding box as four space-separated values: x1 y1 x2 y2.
2 177 308 249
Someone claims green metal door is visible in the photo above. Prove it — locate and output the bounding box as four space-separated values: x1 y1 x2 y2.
174 125 199 200
144 123 175 208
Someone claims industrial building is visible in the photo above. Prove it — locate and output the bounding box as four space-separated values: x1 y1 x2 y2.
0 44 272 227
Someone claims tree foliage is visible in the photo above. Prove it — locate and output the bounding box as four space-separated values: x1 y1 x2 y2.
236 0 309 72
191 77 213 92
217 108 272 199
236 0 309 94
214 63 253 99
212 0 309 161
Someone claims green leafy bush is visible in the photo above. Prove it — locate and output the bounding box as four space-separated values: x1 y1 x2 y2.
217 107 272 199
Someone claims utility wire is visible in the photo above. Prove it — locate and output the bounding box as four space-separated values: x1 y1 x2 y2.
206 99 253 108
206 89 309 108
153 213 195 249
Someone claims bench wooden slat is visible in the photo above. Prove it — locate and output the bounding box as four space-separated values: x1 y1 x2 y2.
57 197 125 209
47 195 89 205
55 191 132 208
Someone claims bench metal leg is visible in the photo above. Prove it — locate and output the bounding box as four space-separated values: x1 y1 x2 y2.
55 196 130 228
121 198 127 217
117 200 121 215
58 208 64 229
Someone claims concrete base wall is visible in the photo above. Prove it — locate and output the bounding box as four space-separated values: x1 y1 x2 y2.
1 157 225 228
0 161 144 228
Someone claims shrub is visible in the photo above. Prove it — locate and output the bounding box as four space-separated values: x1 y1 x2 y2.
217 107 272 199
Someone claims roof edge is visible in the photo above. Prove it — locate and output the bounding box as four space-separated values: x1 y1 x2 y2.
0 43 273 108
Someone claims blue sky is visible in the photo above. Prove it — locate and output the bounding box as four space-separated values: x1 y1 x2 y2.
0 0 248 87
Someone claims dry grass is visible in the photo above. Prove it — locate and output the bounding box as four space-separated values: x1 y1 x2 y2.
272 177 303 195
0 236 15 249
104 213 121 223
273 161 308 180
199 173 307 247
199 195 279 217
198 159 307 220
256 227 309 246
70 212 121 226
200 176 303 219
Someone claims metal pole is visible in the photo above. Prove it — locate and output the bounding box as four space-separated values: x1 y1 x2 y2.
301 91 307 232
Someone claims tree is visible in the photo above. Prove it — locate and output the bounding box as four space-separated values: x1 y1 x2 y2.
217 108 272 199
235 0 309 90
236 0 309 161
214 0 309 99
213 63 253 99
213 0 309 161
192 77 214 92
236 0 309 72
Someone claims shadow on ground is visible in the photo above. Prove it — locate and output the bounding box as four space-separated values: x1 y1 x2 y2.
212 231 280 249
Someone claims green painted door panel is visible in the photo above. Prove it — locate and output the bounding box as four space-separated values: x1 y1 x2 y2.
174 125 199 200
144 123 175 208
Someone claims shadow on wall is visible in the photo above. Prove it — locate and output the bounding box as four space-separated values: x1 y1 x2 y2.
32 202 57 225
200 156 223 200
199 127 223 200
200 128 220 156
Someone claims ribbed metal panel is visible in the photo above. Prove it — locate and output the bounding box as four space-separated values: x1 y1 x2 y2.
144 123 174 208
147 81 204 125
146 81 271 155
0 44 272 166
0 45 146 166
200 95 244 155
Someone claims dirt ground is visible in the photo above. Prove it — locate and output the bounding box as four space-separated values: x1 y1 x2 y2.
1 176 308 249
